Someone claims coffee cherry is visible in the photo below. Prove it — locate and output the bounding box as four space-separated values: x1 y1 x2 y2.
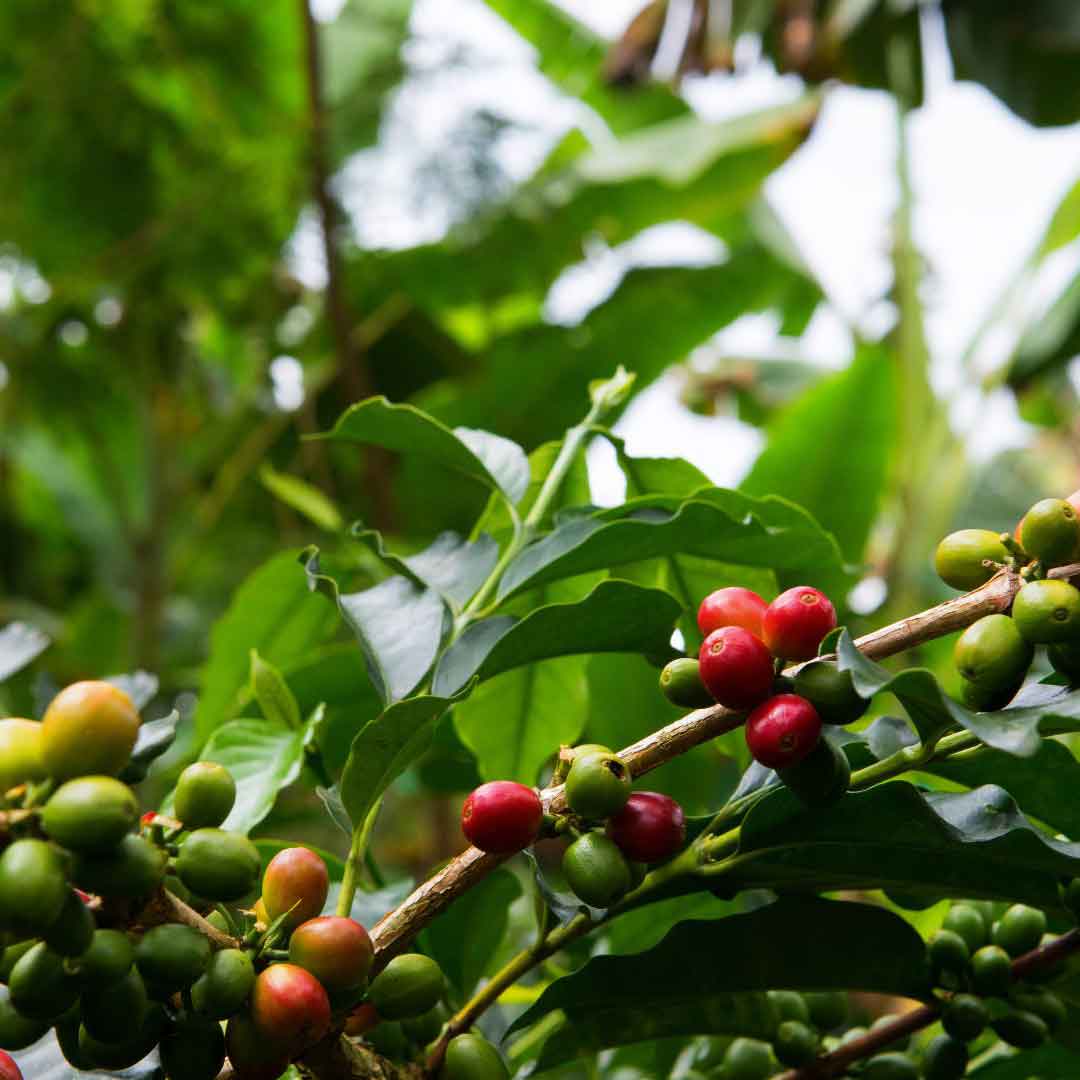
1049 639 1080 682
0 1049 22 1080
762 586 837 661
992 903 1046 957
135 924 211 995
42 775 139 853
772 1019 817 1066
607 792 685 864
225 1012 291 1080
177 828 261 902
927 929 969 982
1012 578 1080 643
191 947 255 1020
41 681 140 780
953 615 1032 690
76 929 134 987
722 1037 774 1080
562 832 631 908
401 1001 447 1045
921 1035 968 1080
0 984 48 1051
745 694 822 770
174 761 237 829
367 954 445 1021
78 1006 166 1070
461 781 543 853
250 962 331 1050
564 752 631 820
1019 497 1080 566
1011 986 1066 1032
971 944 1012 997
697 587 768 638
658 658 714 709
942 903 988 952
942 993 987 1041
960 672 1024 712
767 990 809 1024
0 838 67 934
73 833 167 899
344 1002 380 1036
441 1032 510 1079
289 916 374 992
698 627 774 709
8 942 77 1020
0 720 46 794
0 941 34 984
861 1052 918 1080
935 530 1009 591
791 661 867 725
80 968 148 1041
992 1008 1048 1049
778 735 850 808
262 847 329 930
43 888 94 958
160 1012 226 1080
803 990 848 1031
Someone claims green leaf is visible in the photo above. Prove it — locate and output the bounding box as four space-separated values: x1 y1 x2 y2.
1006 270 1080 387
497 489 845 603
195 551 336 741
0 622 49 683
119 709 180 784
729 781 1080 909
105 671 158 710
317 397 529 505
259 465 344 532
508 897 931 1066
968 1041 1080 1077
186 716 309 836
432 579 680 697
338 691 468 831
303 548 447 705
420 868 522 998
250 650 302 731
454 655 588 784
741 344 894 565
351 526 499 613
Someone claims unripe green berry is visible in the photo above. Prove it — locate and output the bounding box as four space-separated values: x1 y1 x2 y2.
772 1020 817 1067
941 993 987 1041
922 1034 968 1080
992 904 1046 957
564 752 632 820
942 903 988 953
971 945 1012 998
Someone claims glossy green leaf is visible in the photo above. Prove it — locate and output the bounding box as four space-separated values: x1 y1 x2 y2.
0 622 49 684
421 868 522 998
259 465 344 532
741 344 894 565
119 709 180 785
508 897 931 1065
303 548 446 705
249 649 301 731
433 579 680 697
195 551 336 741
317 397 529 505
454 654 588 784
730 781 1080 909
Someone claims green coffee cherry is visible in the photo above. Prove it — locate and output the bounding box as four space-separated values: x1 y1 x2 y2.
562 832 631 908
42 775 139 853
935 530 1008 591
175 828 260 901
861 1052 919 1080
0 941 34 985
135 924 212 995
191 947 255 1020
80 968 148 1042
659 658 714 709
941 992 987 1041
0 838 68 934
174 761 237 830
402 1001 447 1046
953 615 1032 690
0 984 49 1050
368 954 445 1021
802 990 848 1031
76 929 134 987
78 1006 165 1070
992 1008 1048 1049
772 1019 817 1067
777 735 850 808
921 1034 968 1080
766 990 809 1024
8 941 78 1020
792 661 868 725
564 752 632 819
366 1020 409 1060
440 1032 510 1079
960 671 1024 712
942 903 988 953
1011 986 1066 1032
1012 579 1080 643
992 903 1046 957
43 889 95 957
54 1004 96 1069
1049 640 1080 683
971 944 1012 997
73 833 167 899
1020 498 1080 566
0 719 47 794
160 1012 227 1080
722 1037 774 1080
927 929 969 982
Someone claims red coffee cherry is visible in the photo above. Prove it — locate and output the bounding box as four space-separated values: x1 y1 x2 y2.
762 586 837 661
250 962 331 1051
344 1002 380 1036
697 587 768 639
745 694 822 769
607 792 686 864
461 781 543 853
697 627 775 709
0 1050 22 1080
262 847 329 931
289 916 374 992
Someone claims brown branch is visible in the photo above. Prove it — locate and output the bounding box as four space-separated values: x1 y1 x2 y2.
137 888 239 950
778 928 1080 1079
369 572 1024 964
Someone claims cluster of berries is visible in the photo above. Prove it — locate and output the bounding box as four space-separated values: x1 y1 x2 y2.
660 585 864 806
462 747 687 911
936 494 1080 709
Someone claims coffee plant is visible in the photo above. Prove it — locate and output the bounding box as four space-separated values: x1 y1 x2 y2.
7 369 1080 1080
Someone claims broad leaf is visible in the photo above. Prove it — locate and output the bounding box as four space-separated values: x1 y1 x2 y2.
119 709 180 784
303 548 447 705
454 654 588 784
106 671 158 710
259 465 344 532
250 650 301 730
0 622 49 683
433 580 681 697
195 551 335 740
508 897 931 1066
317 397 529 505
968 1041 1080 1077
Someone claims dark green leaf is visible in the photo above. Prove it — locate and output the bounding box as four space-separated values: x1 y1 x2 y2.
967 1040 1080 1077
0 623 50 683
433 580 681 697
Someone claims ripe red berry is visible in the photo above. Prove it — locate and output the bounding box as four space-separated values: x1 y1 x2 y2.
461 781 543 853
607 792 686 863
745 694 822 769
697 587 768 638
250 962 331 1051
289 916 374 991
762 586 837 661
697 627 775 710
0 1050 22 1080
262 847 329 931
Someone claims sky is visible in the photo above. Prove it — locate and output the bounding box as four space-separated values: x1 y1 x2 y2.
305 0 1080 504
